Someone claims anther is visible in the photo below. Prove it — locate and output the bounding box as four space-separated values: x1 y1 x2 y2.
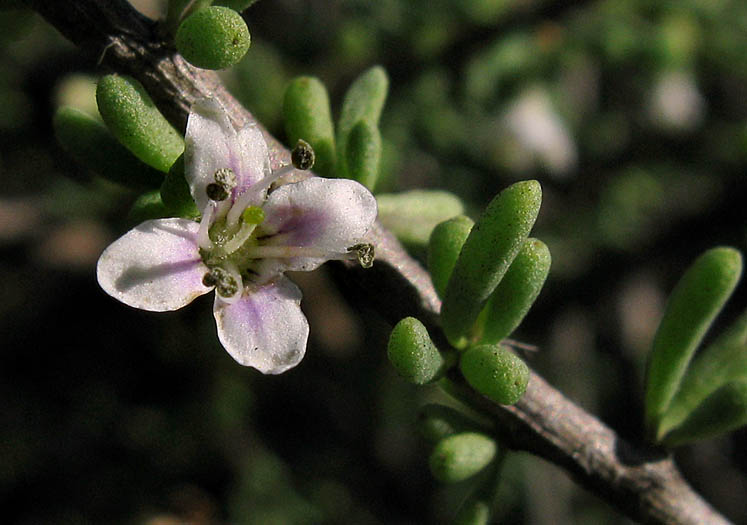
202 269 219 287
206 182 229 201
216 275 239 298
291 139 315 170
348 243 375 269
214 167 237 190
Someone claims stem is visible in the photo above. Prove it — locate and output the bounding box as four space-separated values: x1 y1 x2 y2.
27 1 734 523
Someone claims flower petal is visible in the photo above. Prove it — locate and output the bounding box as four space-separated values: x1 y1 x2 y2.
97 218 212 312
255 178 378 274
213 276 309 374
185 99 270 212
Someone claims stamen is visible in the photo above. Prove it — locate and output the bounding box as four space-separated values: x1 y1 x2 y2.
348 243 375 268
226 164 294 226
222 222 258 254
216 275 239 298
202 270 219 287
197 202 216 250
291 139 315 170
214 167 237 190
206 182 229 201
243 245 339 259
215 262 243 304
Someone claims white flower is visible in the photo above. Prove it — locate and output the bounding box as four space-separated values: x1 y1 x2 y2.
97 99 377 374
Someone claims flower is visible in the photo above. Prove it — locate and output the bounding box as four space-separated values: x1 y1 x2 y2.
97 99 377 374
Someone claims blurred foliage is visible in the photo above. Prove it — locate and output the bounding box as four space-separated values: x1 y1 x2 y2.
1 0 746 523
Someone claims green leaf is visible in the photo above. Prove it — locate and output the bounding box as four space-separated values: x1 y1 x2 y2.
477 238 551 344
160 155 200 218
127 189 169 225
659 310 747 436
428 215 474 299
175 6 251 70
644 247 743 440
459 344 529 405
214 0 260 12
387 317 450 384
345 119 381 190
336 66 388 179
417 404 487 444
378 190 464 247
454 489 492 525
662 380 747 447
96 75 184 173
441 180 542 348
53 106 163 189
429 432 497 483
283 76 336 178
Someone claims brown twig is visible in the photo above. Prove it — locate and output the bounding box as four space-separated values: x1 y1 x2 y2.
27 1 732 523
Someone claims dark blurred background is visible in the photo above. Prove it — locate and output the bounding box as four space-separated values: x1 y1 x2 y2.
1 0 746 523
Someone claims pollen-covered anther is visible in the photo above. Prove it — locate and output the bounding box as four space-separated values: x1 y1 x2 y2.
203 266 239 298
202 270 219 287
206 182 229 201
291 139 315 170
214 167 237 189
216 276 239 298
348 243 375 269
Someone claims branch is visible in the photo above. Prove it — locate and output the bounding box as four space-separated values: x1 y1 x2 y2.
28 1 731 523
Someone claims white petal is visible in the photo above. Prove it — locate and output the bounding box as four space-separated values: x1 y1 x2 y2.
214 276 309 374
255 178 378 274
185 99 270 212
97 218 212 312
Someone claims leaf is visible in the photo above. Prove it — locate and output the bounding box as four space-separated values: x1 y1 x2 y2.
175 6 251 70
336 66 388 179
460 344 529 405
54 106 163 189
644 246 742 440
377 190 464 247
441 180 542 348
659 310 747 436
477 238 551 344
345 119 381 190
283 76 336 178
662 380 747 447
429 432 497 483
387 317 449 384
96 75 184 173
428 215 474 299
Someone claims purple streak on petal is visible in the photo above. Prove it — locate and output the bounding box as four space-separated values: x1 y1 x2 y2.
97 218 212 312
213 276 308 374
259 206 330 246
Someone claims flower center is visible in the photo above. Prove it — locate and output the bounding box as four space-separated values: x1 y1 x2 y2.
197 161 374 301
